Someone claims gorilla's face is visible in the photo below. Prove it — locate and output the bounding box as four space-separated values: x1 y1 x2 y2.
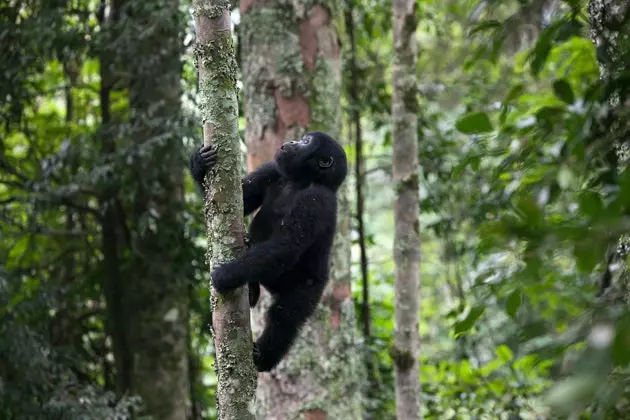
275 131 347 190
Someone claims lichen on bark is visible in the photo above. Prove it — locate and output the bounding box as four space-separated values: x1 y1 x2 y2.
193 0 257 418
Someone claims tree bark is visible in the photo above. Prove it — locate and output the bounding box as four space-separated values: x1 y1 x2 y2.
193 0 257 418
240 0 363 417
392 0 421 417
97 0 132 395
588 0 630 299
125 1 190 418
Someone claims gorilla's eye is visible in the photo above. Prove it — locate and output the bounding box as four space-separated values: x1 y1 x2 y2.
318 157 334 168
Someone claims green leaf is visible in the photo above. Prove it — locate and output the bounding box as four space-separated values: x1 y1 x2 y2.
495 345 514 362
506 289 522 319
519 320 548 341
557 165 574 189
488 379 507 396
578 191 603 217
618 167 630 207
535 106 564 121
574 241 600 273
454 305 486 335
552 79 575 104
612 314 630 366
513 194 542 224
455 112 493 134
469 20 502 36
504 84 525 104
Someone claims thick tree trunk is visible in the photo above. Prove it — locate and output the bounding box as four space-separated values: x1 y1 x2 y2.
125 1 190 418
588 1 630 299
391 0 421 417
97 0 132 395
240 0 363 417
193 1 257 419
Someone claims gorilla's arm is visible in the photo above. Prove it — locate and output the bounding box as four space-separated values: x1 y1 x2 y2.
210 186 336 292
189 145 280 216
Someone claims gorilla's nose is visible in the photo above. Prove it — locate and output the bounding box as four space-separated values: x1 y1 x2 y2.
280 141 295 150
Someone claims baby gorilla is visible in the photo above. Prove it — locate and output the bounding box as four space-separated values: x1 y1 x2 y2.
189 131 348 372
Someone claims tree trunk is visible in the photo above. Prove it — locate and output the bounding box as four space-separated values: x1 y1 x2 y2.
97 0 132 395
240 0 363 417
392 0 421 417
124 1 190 418
343 1 380 415
193 0 257 419
588 1 630 299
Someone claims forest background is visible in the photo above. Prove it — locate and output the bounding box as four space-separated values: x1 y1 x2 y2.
2 0 630 419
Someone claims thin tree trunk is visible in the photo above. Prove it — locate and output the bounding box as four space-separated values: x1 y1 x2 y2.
125 1 190 418
392 0 421 416
344 0 371 343
240 0 363 417
343 2 380 416
193 1 257 418
188 284 205 420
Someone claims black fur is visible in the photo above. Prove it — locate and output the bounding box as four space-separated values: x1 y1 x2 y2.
189 131 348 372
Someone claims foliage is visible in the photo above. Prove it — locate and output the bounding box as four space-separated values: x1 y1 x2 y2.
0 271 141 419
0 0 209 417
415 2 630 418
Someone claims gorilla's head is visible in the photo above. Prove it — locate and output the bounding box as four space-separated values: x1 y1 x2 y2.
275 131 348 191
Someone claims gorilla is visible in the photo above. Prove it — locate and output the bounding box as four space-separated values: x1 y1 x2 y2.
189 131 348 371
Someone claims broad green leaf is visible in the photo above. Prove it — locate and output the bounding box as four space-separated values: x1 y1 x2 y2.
457 360 475 383
504 84 525 104
454 305 486 335
506 289 522 319
455 112 493 134
488 379 507 396
495 345 513 362
553 79 575 104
